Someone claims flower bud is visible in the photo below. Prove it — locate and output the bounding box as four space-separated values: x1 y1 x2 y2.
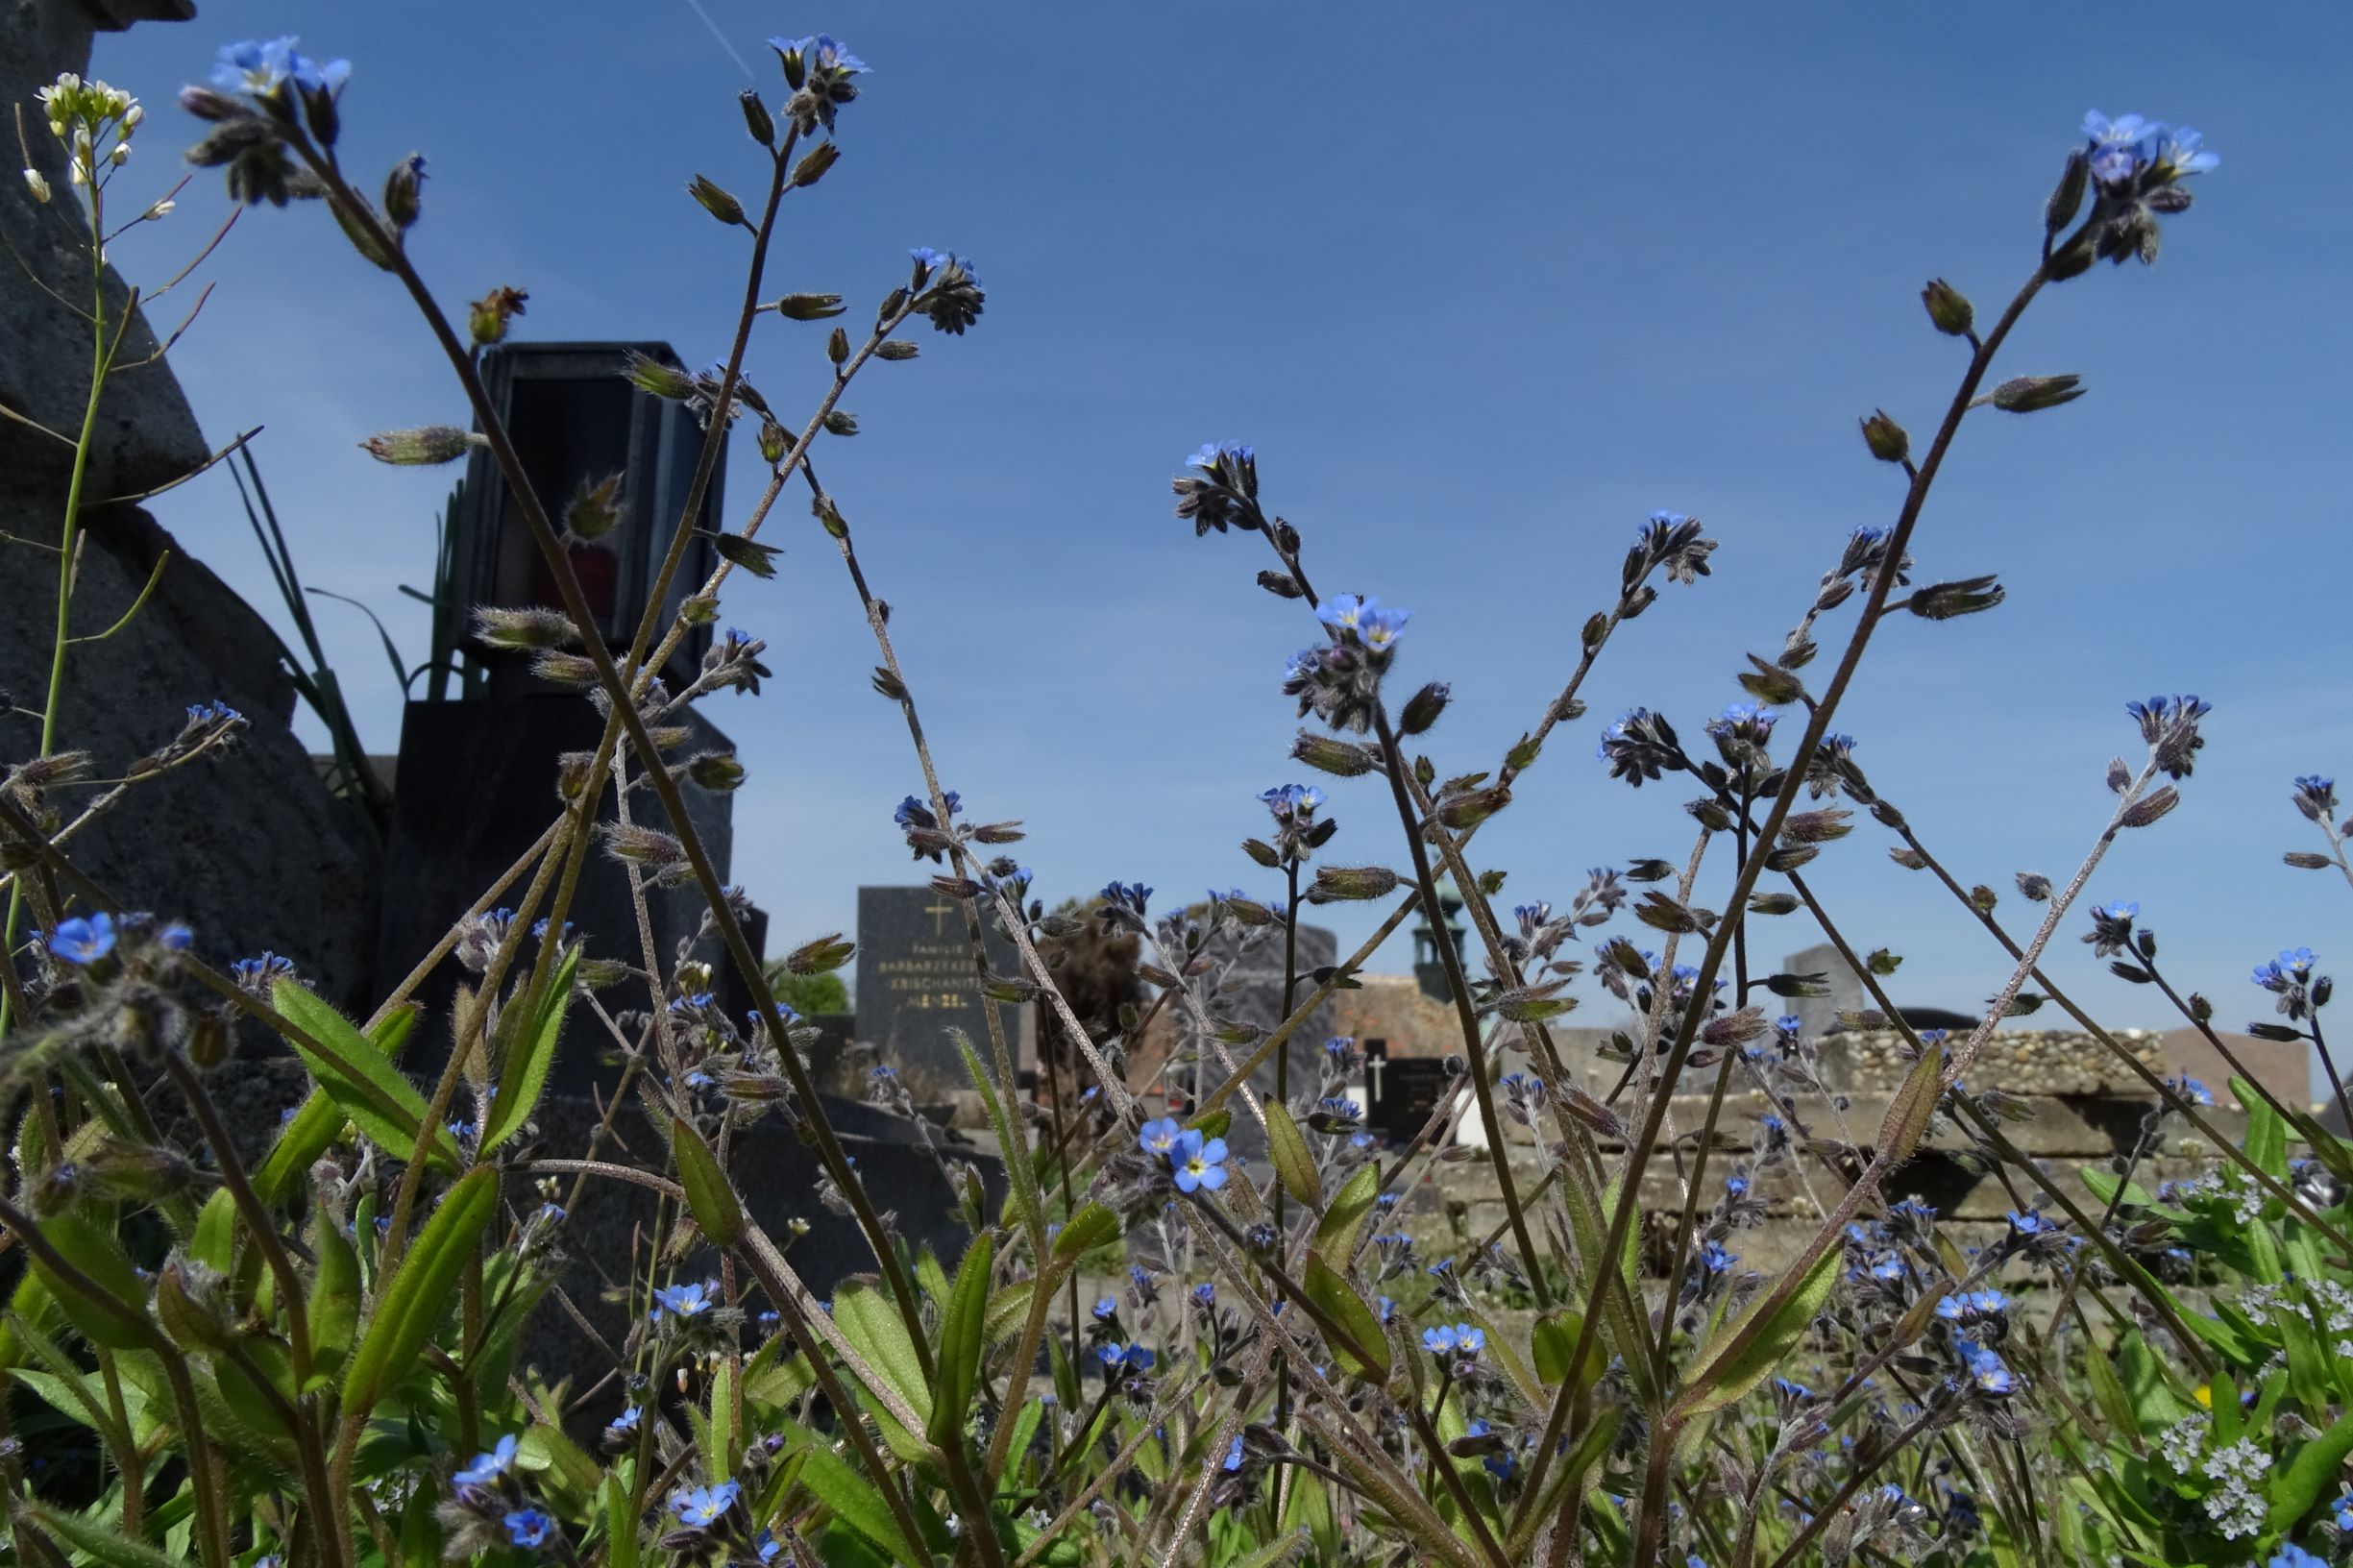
1907 575 2006 620
360 426 478 465
792 142 840 188
300 78 340 148
2045 148 2089 239
326 188 394 270
1398 681 1452 736
875 339 919 361
687 752 746 792
822 410 859 437
469 284 528 347
1920 278 1973 336
625 351 696 400
1987 375 2085 413
1859 410 1909 465
381 153 425 233
771 292 845 321
528 651 600 688
713 532 780 578
2120 786 2179 829
1291 732 1378 778
578 957 632 990
680 594 719 625
1309 865 1401 902
827 327 849 366
1434 785 1510 832
564 471 625 541
687 173 747 228
155 1257 236 1354
22 167 51 203
473 605 579 649
187 1009 230 1068
177 85 240 122
738 89 774 147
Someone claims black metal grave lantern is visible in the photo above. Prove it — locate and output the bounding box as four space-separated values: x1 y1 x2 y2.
378 340 761 1096
439 341 723 696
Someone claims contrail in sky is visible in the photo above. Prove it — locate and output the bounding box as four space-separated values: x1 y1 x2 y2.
678 0 756 79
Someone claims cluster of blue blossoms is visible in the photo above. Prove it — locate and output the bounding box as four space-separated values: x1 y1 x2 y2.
1139 1116 1230 1192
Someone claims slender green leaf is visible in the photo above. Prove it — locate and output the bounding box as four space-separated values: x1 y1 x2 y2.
1875 1040 1943 1166
520 1421 602 1503
253 1005 417 1205
781 1418 924 1568
1001 1398 1045 1482
1303 1251 1388 1382
1186 1108 1233 1143
271 983 453 1170
687 1393 723 1495
670 1116 744 1249
953 1031 1043 1243
188 1189 237 1273
2080 1165 2157 1210
342 1166 498 1411
2119 1331 2193 1433
1508 1408 1621 1556
601 1473 638 1568
308 1198 363 1369
1231 1531 1311 1568
984 1281 1035 1348
481 947 579 1153
7 1312 129 1450
1312 1162 1382 1265
832 1280 932 1462
30 1213 150 1350
928 1235 993 1448
1053 1203 1122 1262
2235 1074 2289 1180
18 1502 185 1568
1532 1308 1605 1392
1264 1101 1321 1207
2269 1406 2353 1531
914 1249 951 1311
1676 1243 1841 1421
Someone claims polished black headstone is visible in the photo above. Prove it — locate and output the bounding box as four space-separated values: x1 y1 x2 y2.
854 887 1020 1106
1365 1055 1451 1146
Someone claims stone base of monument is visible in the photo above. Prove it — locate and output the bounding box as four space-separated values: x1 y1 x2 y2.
373 698 766 1101
160 1056 1003 1439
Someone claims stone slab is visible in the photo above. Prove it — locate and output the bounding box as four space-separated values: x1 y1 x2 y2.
854 885 1031 1118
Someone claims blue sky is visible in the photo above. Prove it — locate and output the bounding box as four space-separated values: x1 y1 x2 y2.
96 4 2350 1078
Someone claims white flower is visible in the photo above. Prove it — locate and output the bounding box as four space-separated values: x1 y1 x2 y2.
142 196 173 221
2158 1411 2209 1473
21 168 50 204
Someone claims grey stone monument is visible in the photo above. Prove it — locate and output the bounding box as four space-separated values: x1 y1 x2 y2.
1178 919 1337 1159
856 887 1030 1118
1783 941 1868 1040
1 0 380 1009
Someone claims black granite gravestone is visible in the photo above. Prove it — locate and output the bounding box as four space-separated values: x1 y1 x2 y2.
855 887 1023 1110
1365 1051 1452 1146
